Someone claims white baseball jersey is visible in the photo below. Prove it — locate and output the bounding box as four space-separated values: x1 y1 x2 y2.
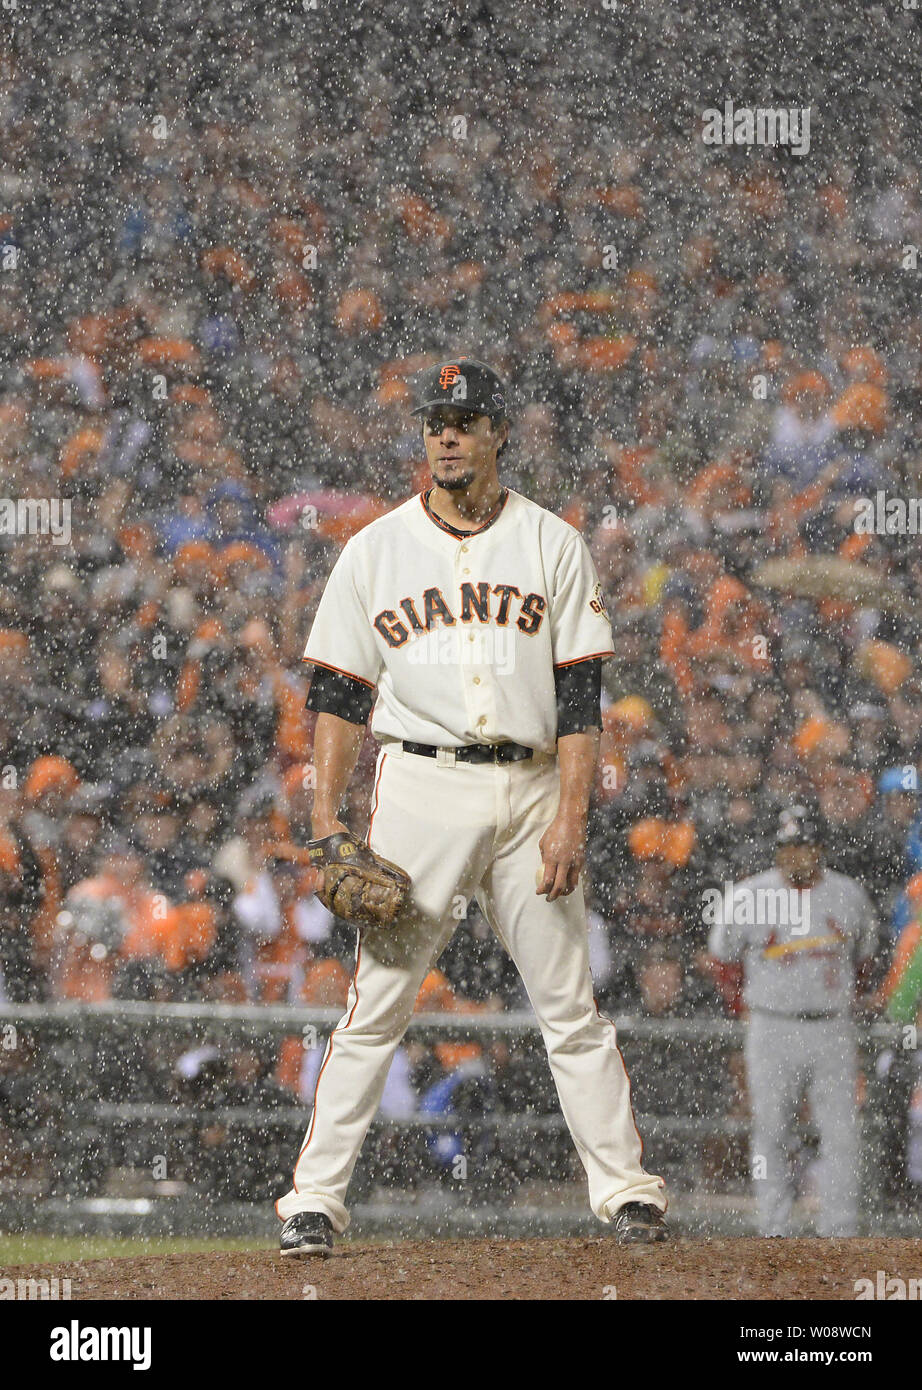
707 868 878 1016
302 487 614 753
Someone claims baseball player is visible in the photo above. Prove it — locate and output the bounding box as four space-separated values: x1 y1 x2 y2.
276 358 668 1255
707 805 878 1237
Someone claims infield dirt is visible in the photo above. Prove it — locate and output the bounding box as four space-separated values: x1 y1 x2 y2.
5 1236 919 1300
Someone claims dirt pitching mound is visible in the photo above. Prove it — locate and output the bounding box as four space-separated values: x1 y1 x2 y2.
7 1237 918 1300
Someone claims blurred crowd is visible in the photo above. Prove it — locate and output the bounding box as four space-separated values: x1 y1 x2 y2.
2 3 922 1203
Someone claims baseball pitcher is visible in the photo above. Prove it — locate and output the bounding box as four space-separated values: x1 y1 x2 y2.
276 358 668 1255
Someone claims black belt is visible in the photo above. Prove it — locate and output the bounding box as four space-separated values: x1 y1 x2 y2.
401 740 534 764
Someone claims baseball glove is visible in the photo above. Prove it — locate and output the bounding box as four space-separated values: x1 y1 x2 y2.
306 832 411 928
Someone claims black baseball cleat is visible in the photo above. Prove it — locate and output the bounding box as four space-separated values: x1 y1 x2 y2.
279 1211 335 1258
610 1202 670 1244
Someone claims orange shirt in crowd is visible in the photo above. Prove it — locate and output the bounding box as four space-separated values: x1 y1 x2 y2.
68 873 214 972
683 576 772 674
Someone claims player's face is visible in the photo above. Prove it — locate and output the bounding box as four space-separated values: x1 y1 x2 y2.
776 842 823 887
422 406 506 491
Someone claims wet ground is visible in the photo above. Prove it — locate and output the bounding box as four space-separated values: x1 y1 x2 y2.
6 1236 919 1300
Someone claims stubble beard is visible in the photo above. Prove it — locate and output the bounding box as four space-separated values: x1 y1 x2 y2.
434 469 477 492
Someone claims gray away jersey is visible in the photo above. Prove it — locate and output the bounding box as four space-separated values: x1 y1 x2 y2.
707 868 878 1015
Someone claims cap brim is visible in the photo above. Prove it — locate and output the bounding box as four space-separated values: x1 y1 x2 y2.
410 400 502 417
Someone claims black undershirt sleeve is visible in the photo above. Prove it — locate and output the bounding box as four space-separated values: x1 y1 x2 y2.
307 660 599 735
554 657 603 736
305 664 375 725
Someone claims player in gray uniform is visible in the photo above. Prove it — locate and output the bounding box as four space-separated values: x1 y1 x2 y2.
707 805 878 1236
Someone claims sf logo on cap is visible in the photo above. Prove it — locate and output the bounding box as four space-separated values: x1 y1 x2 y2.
439 364 462 389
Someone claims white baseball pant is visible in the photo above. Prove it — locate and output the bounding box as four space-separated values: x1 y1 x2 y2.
276 742 666 1232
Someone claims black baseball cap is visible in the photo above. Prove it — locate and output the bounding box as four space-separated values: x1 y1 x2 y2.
775 804 823 847
410 358 509 422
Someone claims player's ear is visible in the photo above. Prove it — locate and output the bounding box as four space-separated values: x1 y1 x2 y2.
493 418 509 457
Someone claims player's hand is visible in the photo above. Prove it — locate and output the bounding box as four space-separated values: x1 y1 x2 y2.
305 818 348 901
303 867 325 896
307 817 351 902
537 811 586 902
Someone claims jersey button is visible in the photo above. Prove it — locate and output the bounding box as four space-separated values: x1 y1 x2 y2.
473 676 481 685
477 715 487 726
460 544 469 553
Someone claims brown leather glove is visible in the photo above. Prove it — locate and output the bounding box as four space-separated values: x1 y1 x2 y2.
306 832 411 928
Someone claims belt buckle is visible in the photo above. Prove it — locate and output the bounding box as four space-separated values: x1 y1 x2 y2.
436 747 457 768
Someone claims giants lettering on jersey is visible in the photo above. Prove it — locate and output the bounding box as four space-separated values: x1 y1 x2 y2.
374 582 547 647
301 487 615 752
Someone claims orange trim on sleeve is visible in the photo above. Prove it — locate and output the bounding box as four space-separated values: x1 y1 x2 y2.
302 657 377 690
553 650 615 669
